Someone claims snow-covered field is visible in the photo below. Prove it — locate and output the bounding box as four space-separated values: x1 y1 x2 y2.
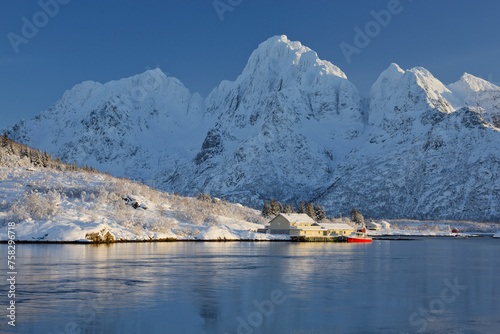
0 160 288 242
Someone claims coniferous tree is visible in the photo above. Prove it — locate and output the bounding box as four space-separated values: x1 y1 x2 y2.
283 203 293 214
35 149 42 166
42 151 50 168
55 156 62 170
20 147 29 159
7 142 15 155
305 202 316 220
268 199 276 216
277 201 284 214
1 132 8 148
297 201 306 214
350 208 364 225
29 149 37 166
262 200 270 217
314 204 326 222
269 199 280 217
196 192 212 202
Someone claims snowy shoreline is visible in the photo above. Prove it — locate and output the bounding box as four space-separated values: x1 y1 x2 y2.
0 238 293 244
2 232 498 244
372 234 496 239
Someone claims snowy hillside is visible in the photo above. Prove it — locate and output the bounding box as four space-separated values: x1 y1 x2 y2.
6 36 500 221
0 142 284 242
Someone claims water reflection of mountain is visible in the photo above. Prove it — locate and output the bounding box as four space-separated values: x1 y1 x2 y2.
9 240 500 333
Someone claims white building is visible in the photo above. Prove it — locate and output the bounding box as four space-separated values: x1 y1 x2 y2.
365 221 382 230
379 221 391 229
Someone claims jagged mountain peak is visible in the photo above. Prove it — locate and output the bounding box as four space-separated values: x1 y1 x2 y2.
448 72 500 96
379 62 405 78
57 80 103 107
239 35 347 86
447 73 500 128
370 63 404 97
206 35 362 127
58 68 191 108
459 72 499 90
370 64 456 129
372 64 451 97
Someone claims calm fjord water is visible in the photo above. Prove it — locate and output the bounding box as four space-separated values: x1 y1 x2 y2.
2 239 499 334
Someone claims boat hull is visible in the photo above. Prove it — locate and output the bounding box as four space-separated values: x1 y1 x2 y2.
347 237 372 243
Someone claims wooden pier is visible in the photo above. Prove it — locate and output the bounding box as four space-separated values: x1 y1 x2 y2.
291 236 348 242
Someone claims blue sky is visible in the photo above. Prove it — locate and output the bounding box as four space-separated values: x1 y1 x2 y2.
1 0 500 126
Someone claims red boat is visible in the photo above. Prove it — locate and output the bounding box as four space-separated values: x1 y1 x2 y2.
347 227 372 243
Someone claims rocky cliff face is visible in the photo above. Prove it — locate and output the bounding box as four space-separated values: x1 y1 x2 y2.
7 36 500 220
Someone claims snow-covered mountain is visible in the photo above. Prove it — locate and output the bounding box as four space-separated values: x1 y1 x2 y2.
317 64 500 221
6 36 500 221
8 69 207 181
166 35 364 205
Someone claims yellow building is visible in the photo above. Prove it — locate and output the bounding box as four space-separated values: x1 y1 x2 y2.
268 214 354 237
317 223 354 236
269 213 319 234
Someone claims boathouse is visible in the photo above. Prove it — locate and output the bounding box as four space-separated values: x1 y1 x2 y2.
267 213 354 237
269 213 318 234
317 223 355 236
